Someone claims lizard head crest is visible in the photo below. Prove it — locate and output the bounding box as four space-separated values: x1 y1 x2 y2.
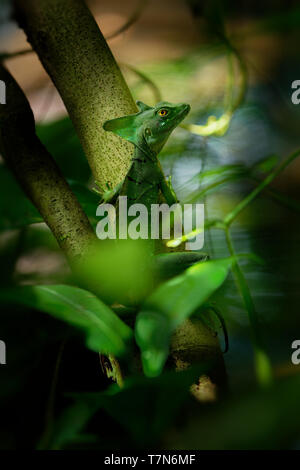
103 101 190 155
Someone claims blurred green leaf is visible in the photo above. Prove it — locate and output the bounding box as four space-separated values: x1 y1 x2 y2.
79 239 154 306
187 164 248 202
253 154 279 174
153 252 209 282
136 257 232 377
44 401 97 450
0 285 133 355
52 366 207 449
198 164 247 182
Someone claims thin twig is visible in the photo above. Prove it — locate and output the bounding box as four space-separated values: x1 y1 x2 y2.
105 0 149 40
224 226 272 386
0 48 33 61
224 148 300 226
121 63 162 103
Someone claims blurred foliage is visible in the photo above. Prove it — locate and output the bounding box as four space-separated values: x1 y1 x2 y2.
49 365 206 450
166 372 300 450
1 0 300 451
0 284 133 355
136 257 233 377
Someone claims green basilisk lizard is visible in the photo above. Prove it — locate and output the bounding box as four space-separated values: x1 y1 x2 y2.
102 100 207 261
102 100 189 208
100 100 210 303
99 102 227 382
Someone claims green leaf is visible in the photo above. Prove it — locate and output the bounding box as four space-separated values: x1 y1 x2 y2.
253 154 279 173
187 164 249 202
0 285 132 356
198 164 247 182
153 252 209 282
135 257 232 377
52 366 207 449
40 401 98 450
78 239 154 306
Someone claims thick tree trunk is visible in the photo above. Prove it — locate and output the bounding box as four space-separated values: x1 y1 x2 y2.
0 64 95 262
14 0 137 191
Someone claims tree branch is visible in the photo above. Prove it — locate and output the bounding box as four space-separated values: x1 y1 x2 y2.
14 0 137 191
0 64 95 262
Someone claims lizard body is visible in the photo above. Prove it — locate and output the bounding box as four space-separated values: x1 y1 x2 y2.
103 101 190 210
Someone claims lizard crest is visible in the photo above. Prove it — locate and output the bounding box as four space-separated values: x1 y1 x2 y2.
103 101 190 156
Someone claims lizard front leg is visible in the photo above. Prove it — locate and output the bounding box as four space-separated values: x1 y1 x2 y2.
159 174 178 205
94 180 123 204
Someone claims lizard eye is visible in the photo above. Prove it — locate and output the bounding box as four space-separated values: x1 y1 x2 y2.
158 109 168 117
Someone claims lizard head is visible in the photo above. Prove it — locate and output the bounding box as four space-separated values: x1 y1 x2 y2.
103 101 190 155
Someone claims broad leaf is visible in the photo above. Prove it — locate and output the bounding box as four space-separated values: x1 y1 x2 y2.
135 257 232 377
0 285 132 355
153 252 209 282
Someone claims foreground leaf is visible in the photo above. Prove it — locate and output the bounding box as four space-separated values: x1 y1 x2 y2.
0 285 132 355
135 257 232 377
51 366 207 449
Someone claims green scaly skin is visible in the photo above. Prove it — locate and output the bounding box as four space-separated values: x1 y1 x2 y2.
103 101 190 210
103 100 208 263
